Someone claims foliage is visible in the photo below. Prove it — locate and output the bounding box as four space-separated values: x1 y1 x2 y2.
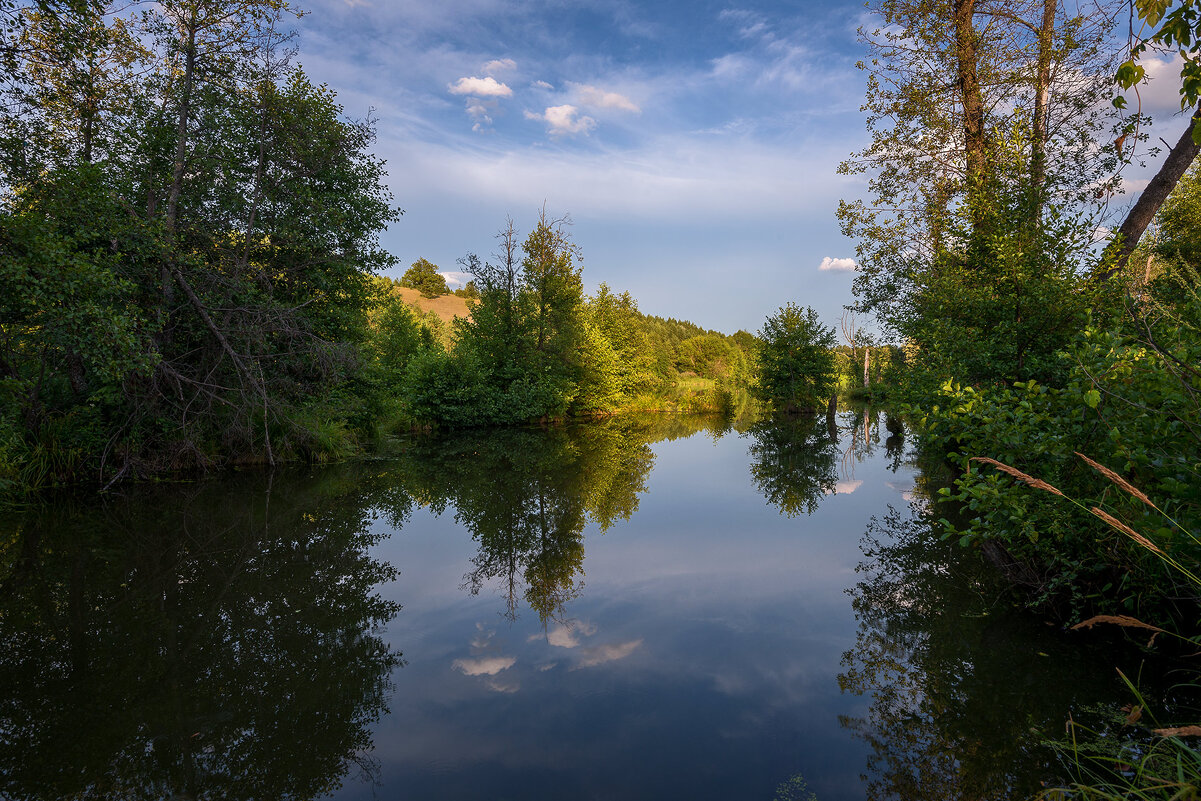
398 257 449 298
1154 160 1201 269
399 216 754 427
0 2 400 485
1115 0 1201 132
754 304 837 414
841 0 1122 332
916 277 1201 621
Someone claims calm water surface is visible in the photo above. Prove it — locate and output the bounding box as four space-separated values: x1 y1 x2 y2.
0 411 1150 799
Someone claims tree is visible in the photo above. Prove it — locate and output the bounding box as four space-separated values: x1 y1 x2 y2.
1155 160 1201 270
839 0 1123 361
0 1 399 477
398 257 449 298
754 304 837 414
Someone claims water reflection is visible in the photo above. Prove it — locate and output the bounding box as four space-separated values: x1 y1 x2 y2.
745 414 839 517
839 504 1126 799
388 414 721 623
0 472 401 801
0 409 1151 801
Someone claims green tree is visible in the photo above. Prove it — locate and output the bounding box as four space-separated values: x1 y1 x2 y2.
839 0 1123 384
398 257 449 298
0 1 399 479
1154 160 1201 270
754 304 837 414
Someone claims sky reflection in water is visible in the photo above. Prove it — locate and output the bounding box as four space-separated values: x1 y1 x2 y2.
342 411 916 801
0 410 1138 801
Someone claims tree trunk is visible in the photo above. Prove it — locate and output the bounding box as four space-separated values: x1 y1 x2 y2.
1030 0 1055 203
165 16 197 233
954 0 989 227
1098 110 1201 281
863 347 871 389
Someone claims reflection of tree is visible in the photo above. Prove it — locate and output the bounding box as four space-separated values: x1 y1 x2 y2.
883 411 907 473
839 506 1126 800
745 414 839 516
0 471 402 801
392 415 704 623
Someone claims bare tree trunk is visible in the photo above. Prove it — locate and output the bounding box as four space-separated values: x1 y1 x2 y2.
863 347 871 389
1098 111 1201 281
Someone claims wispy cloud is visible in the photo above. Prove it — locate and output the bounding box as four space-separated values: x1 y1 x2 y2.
819 257 856 272
575 639 643 668
573 83 641 113
531 79 554 90
525 104 597 136
448 75 513 97
482 57 516 76
385 134 858 222
453 655 516 676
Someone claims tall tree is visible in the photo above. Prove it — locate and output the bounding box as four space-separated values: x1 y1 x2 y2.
839 0 1123 379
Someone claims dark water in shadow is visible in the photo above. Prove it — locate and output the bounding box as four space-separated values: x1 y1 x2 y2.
0 410 1164 800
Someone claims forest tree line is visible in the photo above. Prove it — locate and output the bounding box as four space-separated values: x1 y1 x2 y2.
0 0 773 492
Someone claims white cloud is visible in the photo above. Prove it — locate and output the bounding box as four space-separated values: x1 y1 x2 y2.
830 480 863 495
575 639 643 668
818 257 856 272
452 655 516 676
532 621 598 649
531 80 554 90
482 58 516 76
342 0 369 7
440 270 472 287
525 104 597 136
1138 54 1189 115
573 83 641 113
385 134 858 223
448 76 513 98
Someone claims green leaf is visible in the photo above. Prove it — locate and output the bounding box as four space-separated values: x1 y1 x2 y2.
1084 389 1101 409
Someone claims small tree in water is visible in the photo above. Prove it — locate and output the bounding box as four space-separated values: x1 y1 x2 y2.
755 304 837 414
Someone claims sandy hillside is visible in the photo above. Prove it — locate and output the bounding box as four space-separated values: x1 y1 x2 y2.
394 287 473 325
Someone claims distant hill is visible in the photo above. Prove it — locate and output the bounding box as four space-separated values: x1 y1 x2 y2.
394 287 472 324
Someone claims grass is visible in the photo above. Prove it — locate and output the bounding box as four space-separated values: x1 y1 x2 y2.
393 287 473 325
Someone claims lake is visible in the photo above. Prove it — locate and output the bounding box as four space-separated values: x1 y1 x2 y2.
0 409 1155 799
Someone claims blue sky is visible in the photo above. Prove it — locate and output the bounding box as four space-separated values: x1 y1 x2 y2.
293 0 871 334
292 0 1195 335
